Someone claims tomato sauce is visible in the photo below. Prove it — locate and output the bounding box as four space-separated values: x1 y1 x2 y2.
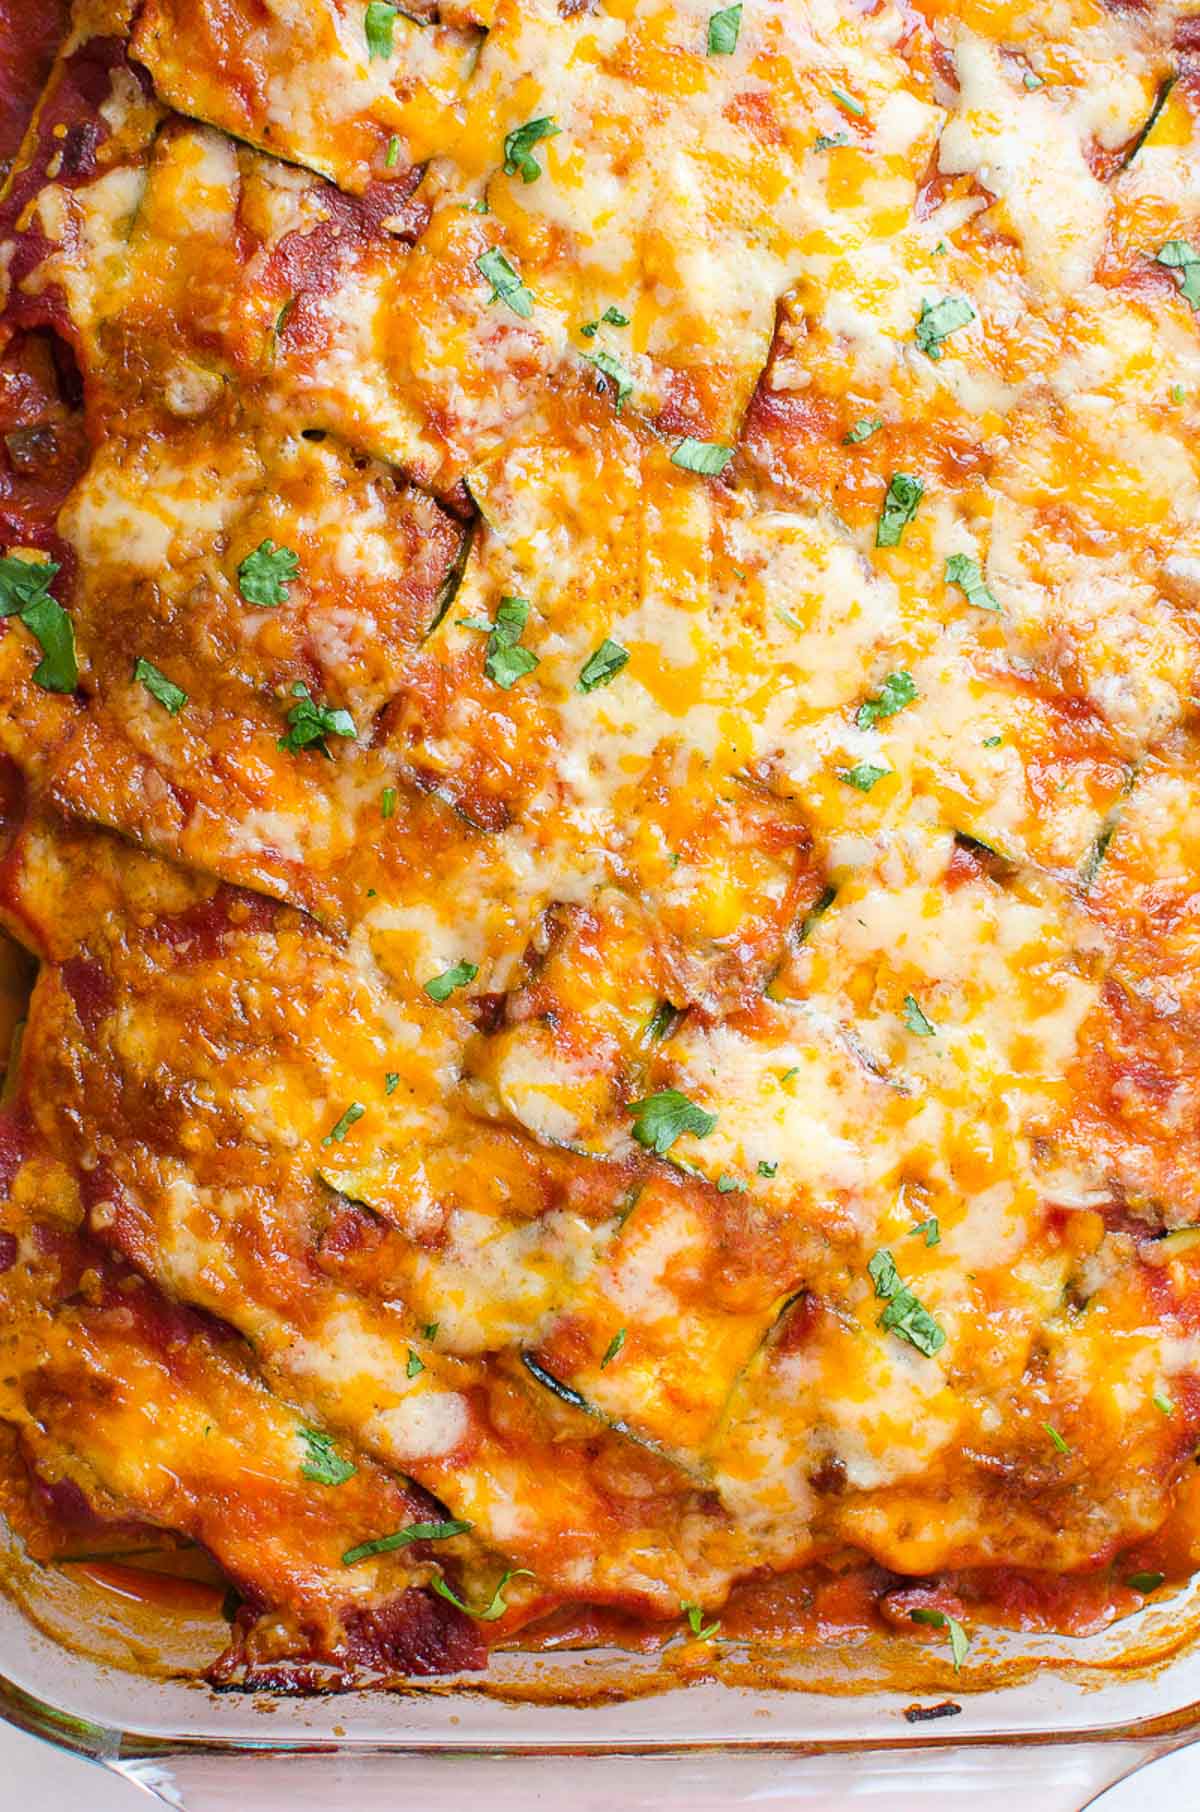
0 0 69 170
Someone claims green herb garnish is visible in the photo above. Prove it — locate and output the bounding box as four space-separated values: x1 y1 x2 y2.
364 1 398 58
844 416 881 444
902 994 936 1037
910 1607 969 1670
342 1518 472 1568
577 638 629 692
1156 239 1200 310
299 1426 356 1486
600 1328 626 1368
277 681 356 756
944 551 1000 612
238 539 299 607
584 346 633 411
406 1349 424 1378
914 295 975 361
477 246 534 318
1043 1421 1071 1454
868 1248 946 1356
503 116 560 183
134 657 187 715
477 594 539 689
682 1600 721 1639
671 438 733 476
431 1567 533 1620
0 559 78 692
424 959 478 1002
856 669 917 729
876 472 924 547
839 761 889 792
707 3 741 54
629 1087 717 1155
322 1102 365 1146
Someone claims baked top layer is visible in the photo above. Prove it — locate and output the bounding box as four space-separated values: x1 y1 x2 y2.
2 0 1200 1684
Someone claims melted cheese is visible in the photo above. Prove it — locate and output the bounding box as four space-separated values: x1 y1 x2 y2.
1 0 1199 1678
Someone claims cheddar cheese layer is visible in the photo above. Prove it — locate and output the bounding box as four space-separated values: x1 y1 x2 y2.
2 0 1200 1684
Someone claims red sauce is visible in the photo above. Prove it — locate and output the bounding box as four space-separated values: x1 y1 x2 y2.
65 1559 228 1617
0 0 70 168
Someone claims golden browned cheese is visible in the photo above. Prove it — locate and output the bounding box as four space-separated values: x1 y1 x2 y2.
1 0 1200 1685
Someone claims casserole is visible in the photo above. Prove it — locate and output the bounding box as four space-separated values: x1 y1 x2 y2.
4 0 1200 1792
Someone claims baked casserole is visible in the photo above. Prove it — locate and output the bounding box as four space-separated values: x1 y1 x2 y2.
0 0 1199 1691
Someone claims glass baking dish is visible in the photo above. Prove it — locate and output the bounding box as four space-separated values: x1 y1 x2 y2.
2 1551 1199 1812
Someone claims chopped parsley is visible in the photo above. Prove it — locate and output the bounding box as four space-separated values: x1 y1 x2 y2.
856 669 917 729
706 2 741 54
424 959 478 1002
0 553 57 616
364 1 398 58
406 1348 424 1378
600 1328 626 1368
322 1102 365 1146
238 539 299 606
629 1087 717 1155
671 438 733 476
830 84 865 117
983 734 1003 748
19 591 77 693
716 1173 746 1194
577 637 629 692
385 134 401 168
757 1159 778 1178
584 346 633 411
581 305 630 337
0 558 77 693
1172 383 1186 404
876 472 924 547
839 761 889 793
503 115 560 183
432 1566 532 1620
424 1321 439 1340
381 786 397 819
385 1072 400 1094
278 681 357 756
910 1607 969 1671
299 1426 356 1486
1156 239 1200 310
1154 1392 1175 1416
902 994 936 1037
471 594 539 689
813 131 850 152
1128 1570 1165 1593
844 416 881 444
342 1518 472 1568
477 246 534 318
1023 70 1043 90
134 657 187 716
911 1217 940 1247
944 551 1000 612
914 295 975 360
868 1248 947 1357
1043 1421 1071 1454
682 1601 721 1639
